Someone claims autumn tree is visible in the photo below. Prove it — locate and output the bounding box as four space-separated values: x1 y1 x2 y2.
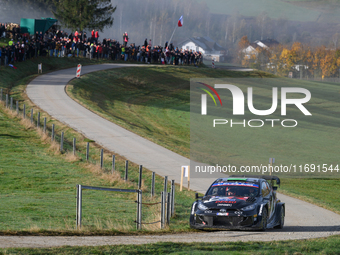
237 35 249 65
268 45 283 74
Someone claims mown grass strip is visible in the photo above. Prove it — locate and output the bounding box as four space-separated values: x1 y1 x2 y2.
1 235 340 254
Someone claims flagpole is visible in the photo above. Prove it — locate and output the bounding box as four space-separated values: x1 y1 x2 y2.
169 25 177 44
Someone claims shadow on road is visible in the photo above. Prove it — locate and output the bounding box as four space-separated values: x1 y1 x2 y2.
267 225 340 233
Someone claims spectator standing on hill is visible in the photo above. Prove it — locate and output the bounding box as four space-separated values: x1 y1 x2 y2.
123 32 129 46
124 45 129 61
95 31 99 43
91 30 95 42
0 23 5 38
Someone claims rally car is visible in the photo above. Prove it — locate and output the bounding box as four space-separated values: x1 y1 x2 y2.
190 175 285 230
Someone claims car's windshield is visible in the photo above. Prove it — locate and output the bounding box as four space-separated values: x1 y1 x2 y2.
206 182 259 197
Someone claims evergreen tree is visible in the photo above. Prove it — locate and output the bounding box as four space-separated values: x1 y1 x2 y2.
53 0 116 32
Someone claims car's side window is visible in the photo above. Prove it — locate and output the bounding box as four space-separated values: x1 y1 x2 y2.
261 182 269 197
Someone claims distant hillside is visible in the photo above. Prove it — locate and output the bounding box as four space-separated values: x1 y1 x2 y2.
199 0 340 23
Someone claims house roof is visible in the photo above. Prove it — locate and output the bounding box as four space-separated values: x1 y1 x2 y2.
254 39 280 48
179 36 225 51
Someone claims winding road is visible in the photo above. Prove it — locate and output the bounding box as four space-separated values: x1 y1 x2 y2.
1 64 339 248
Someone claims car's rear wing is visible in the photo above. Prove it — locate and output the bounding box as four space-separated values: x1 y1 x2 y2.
229 175 280 186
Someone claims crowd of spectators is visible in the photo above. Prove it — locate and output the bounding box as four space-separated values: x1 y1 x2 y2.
0 23 203 67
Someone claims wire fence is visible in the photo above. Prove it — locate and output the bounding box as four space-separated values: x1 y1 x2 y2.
0 94 177 231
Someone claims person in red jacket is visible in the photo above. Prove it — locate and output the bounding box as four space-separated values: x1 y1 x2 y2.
91 30 95 42
95 31 99 43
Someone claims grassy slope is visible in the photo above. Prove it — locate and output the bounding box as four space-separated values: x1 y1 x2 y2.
0 58 339 253
67 66 267 158
68 67 340 215
0 58 199 233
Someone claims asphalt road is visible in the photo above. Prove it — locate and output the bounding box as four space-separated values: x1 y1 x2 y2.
2 63 338 248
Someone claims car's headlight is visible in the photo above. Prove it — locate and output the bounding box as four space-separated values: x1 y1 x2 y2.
241 204 255 211
197 202 208 211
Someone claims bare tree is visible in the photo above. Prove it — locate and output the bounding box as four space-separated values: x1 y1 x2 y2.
332 33 339 49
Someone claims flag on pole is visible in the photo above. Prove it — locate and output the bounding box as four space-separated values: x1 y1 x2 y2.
9 64 17 69
178 16 183 27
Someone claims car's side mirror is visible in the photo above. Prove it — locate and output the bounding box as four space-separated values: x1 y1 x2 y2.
273 186 278 191
195 193 203 199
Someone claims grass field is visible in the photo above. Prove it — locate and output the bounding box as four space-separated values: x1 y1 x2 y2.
1 235 340 254
68 67 340 214
0 95 198 233
0 57 202 233
190 77 340 177
67 66 266 158
0 57 340 253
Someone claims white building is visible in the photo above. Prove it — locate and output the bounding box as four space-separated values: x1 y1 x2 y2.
179 36 226 62
242 39 280 59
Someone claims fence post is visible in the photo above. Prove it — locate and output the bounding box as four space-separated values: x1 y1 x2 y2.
112 155 115 174
5 94 8 108
167 192 171 225
138 165 143 189
60 132 64 152
16 101 18 115
30 109 33 124
100 149 104 169
10 97 13 110
77 184 82 229
37 112 40 128
43 118 46 133
73 138 76 155
76 184 79 229
136 190 142 230
51 124 55 141
86 142 89 161
171 180 175 216
125 160 128 181
23 104 25 118
151 172 155 198
164 176 168 193
161 191 165 229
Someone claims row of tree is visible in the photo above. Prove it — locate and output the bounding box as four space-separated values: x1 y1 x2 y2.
239 36 340 78
0 0 116 32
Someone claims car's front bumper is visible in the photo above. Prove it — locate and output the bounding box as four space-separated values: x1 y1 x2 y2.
191 211 262 229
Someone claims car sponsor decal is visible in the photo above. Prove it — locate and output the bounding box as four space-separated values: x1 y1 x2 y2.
207 197 236 202
216 212 229 216
215 200 236 203
212 182 259 188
